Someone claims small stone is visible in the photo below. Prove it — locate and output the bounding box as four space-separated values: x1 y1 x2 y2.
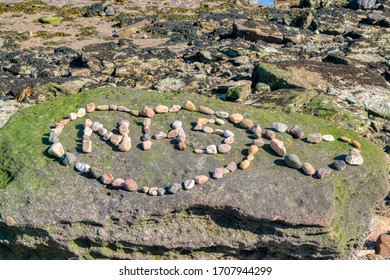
212 167 225 179
345 148 364 166
239 118 254 129
141 134 150 141
77 108 86 118
183 100 196 111
206 145 217 154
119 124 129 135
91 122 103 132
195 175 209 184
83 135 90 140
307 133 322 144
157 188 166 196
284 154 302 169
96 105 109 111
250 124 262 135
215 111 229 118
270 139 286 157
247 154 255 161
375 233 390 257
155 104 169 113
265 130 276 140
169 105 181 112
103 132 113 141
101 173 114 184
322 134 335 142
184 179 195 190
197 118 209 126
84 127 93 137
112 178 125 188
194 148 204 154
142 118 151 127
98 127 108 136
224 136 235 145
340 136 351 143
124 179 138 192
110 134 123 146
207 119 215 124
86 103 96 113
167 129 179 139
144 127 152 135
167 183 182 194
198 105 214 115
75 162 90 173
213 129 224 136
118 120 130 127
317 167 332 179
172 120 182 129
61 152 76 166
141 186 149 193
176 134 186 143
301 162 315 175
68 112 77 121
178 141 186 150
118 135 131 152
148 187 158 196
215 119 225 125
89 167 102 179
203 126 214 134
154 132 167 140
51 125 64 136
240 160 250 170
82 139 92 153
118 106 130 112
273 122 288 133
49 131 59 144
223 129 235 138
85 119 92 128
352 140 361 148
140 105 155 118
289 125 304 139
58 119 70 127
217 144 232 154
332 160 347 171
48 142 65 158
248 145 259 156
142 140 152 151
226 162 237 172
192 124 203 131
229 113 244 124
130 110 139 117
252 139 265 147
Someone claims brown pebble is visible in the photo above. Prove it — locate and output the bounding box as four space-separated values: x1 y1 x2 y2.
96 105 109 111
240 160 250 170
140 105 155 118
195 175 209 184
110 134 123 146
375 233 390 257
248 145 259 156
109 104 118 111
352 140 361 148
340 136 351 143
124 179 138 192
112 178 125 187
101 173 114 184
86 102 96 113
192 124 203 131
155 104 169 113
130 110 139 117
84 118 92 128
118 135 131 152
246 154 255 161
184 100 196 111
82 139 92 153
119 124 129 135
142 118 151 127
198 105 214 115
217 144 232 154
301 162 315 176
226 162 237 172
178 141 186 150
239 118 254 129
58 118 70 127
167 129 179 138
229 113 244 124
142 140 152 151
265 130 276 140
144 127 152 135
197 118 209 126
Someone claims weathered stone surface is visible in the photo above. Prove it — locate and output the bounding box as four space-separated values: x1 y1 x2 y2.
0 88 387 261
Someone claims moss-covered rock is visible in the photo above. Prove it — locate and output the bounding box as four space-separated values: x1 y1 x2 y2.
0 87 387 259
39 16 61 25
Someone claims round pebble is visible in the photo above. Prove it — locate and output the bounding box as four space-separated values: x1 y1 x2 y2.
141 133 150 141
84 127 93 137
265 130 276 140
86 103 96 113
124 179 138 192
301 162 315 175
289 125 304 139
284 154 302 169
96 105 109 111
332 160 347 171
250 124 262 135
352 140 361 148
101 173 114 184
148 187 158 196
169 105 181 112
345 148 364 166
252 139 264 147
223 129 235 138
89 167 102 179
322 134 335 142
240 160 250 170
118 135 132 152
239 118 254 129
110 134 123 146
229 113 244 124
154 132 167 140
183 100 196 111
155 104 169 114
68 112 77 121
98 127 108 136
215 111 229 118
217 144 232 154
112 178 125 188
224 136 235 145
213 129 224 136
206 145 217 154
140 105 155 118
197 118 209 126
91 122 103 132
77 108 86 118
273 122 288 133
184 179 195 190
215 119 225 125
212 168 224 179
172 120 182 129
203 126 214 134
167 129 179 139
119 124 129 135
142 118 151 127
103 132 113 141
75 162 90 173
84 118 92 128
248 145 259 156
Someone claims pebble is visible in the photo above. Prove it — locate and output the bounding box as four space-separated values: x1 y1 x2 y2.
215 119 225 125
223 129 235 138
84 118 92 128
96 105 109 111
68 112 77 121
49 131 58 144
198 105 214 115
84 127 93 137
248 145 259 156
89 167 102 179
118 106 130 112
273 122 288 133
103 132 113 141
307 133 322 144
192 124 203 131
284 154 302 169
98 127 108 136
247 154 255 161
118 135 131 152
183 100 196 111
83 135 90 140
86 103 96 113
167 129 179 138
252 139 265 147
194 149 204 154
110 134 123 146
51 125 64 136
212 167 225 179
109 104 118 111
250 124 262 135
375 233 390 257
91 122 103 132
101 173 114 184
215 111 229 119
142 140 152 151
155 104 169 114
203 126 214 134
141 186 149 193
240 160 250 170
301 162 315 175
322 134 335 142
178 141 186 150
332 160 347 171
48 142 65 158
119 124 129 135
167 183 182 194
317 167 332 179
270 139 286 157
265 130 276 140
130 110 139 116
82 139 92 153
340 136 351 143
226 162 237 172
197 118 209 126
345 148 364 166
289 125 304 139
169 105 181 112
195 175 209 184
352 140 361 148
144 127 152 135
213 129 224 136
239 118 254 129
141 134 150 141
217 144 232 154
229 113 244 124
184 179 195 190
224 136 235 145
142 118 151 127
154 131 167 140
75 162 90 173
112 178 125 188
140 105 155 118
206 145 217 154
208 120 215 126
157 188 166 196
148 187 158 196
58 119 70 127
172 120 182 129
77 108 86 118
124 179 138 192
61 152 76 166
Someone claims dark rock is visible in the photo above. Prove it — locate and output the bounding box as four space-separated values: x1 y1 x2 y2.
61 152 76 166
349 0 376 10
289 126 304 139
84 3 104 17
284 154 302 169
167 183 182 194
332 160 347 171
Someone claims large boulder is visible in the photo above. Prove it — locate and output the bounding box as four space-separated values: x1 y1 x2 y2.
0 87 388 259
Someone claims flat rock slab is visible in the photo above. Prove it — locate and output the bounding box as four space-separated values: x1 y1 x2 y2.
0 88 388 259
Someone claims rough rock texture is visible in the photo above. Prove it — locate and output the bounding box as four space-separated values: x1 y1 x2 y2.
0 88 387 260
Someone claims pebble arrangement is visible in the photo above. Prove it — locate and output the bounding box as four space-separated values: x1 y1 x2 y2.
46 100 364 196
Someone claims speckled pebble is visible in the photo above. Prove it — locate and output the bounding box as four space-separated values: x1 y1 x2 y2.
307 133 322 144
167 183 182 194
157 188 166 196
317 167 332 179
119 124 129 135
332 160 347 171
273 122 288 133
212 167 225 179
75 162 90 173
49 132 59 144
206 145 217 154
91 122 103 132
226 162 237 172
184 179 195 190
154 131 167 140
142 118 151 127
217 144 232 154
215 111 229 118
148 187 158 196
250 124 262 135
48 142 65 158
118 135 132 152
124 179 138 192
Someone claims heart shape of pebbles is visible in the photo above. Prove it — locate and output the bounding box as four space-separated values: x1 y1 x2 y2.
46 100 364 196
